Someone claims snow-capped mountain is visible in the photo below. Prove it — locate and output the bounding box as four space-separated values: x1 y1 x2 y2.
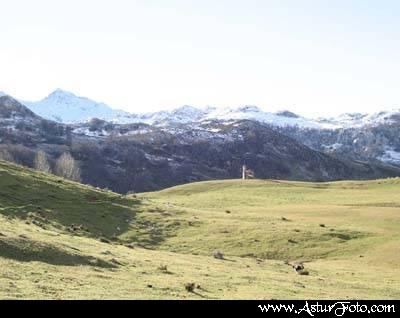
22 89 133 123
3 93 400 193
317 109 400 129
129 105 210 126
2 92 400 193
203 105 332 129
19 89 400 130
19 90 332 128
20 90 214 125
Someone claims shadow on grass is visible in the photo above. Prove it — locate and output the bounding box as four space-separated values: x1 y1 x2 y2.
0 168 177 249
0 168 145 240
190 290 213 299
0 237 117 268
0 196 143 240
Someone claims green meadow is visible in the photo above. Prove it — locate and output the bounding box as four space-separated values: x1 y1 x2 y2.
0 160 399 299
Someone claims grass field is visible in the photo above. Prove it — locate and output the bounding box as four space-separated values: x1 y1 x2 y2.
0 160 399 299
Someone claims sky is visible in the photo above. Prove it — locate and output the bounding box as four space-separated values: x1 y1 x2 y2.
1 0 400 117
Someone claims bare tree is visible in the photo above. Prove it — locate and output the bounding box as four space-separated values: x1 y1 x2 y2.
0 149 14 163
55 152 81 182
34 150 52 173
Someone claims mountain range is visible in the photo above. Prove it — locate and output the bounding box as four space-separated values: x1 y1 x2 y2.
19 89 400 130
1 90 400 193
19 89 400 166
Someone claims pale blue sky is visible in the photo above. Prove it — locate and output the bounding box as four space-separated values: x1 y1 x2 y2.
1 0 400 116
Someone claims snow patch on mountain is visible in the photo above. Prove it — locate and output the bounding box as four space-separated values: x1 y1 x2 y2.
322 143 343 151
379 147 400 165
130 105 208 126
317 109 400 129
204 105 330 129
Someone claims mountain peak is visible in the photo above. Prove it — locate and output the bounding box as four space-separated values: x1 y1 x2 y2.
47 89 77 100
23 89 129 123
275 110 300 118
171 105 204 116
236 105 262 113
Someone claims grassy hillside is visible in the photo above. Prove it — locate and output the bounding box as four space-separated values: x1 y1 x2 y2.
0 160 399 299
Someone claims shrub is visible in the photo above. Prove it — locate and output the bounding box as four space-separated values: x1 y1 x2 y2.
34 150 52 173
0 149 14 162
55 152 81 182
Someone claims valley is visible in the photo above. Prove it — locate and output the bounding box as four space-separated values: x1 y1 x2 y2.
1 94 400 194
3 0 400 303
0 160 399 299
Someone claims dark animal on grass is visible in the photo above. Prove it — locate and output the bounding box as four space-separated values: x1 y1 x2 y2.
292 263 304 272
185 283 196 292
213 251 224 260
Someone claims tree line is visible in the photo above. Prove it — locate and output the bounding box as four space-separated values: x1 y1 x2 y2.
0 148 81 182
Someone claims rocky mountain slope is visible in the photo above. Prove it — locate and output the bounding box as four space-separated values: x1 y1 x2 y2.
2 94 400 193
275 118 400 167
16 90 400 168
